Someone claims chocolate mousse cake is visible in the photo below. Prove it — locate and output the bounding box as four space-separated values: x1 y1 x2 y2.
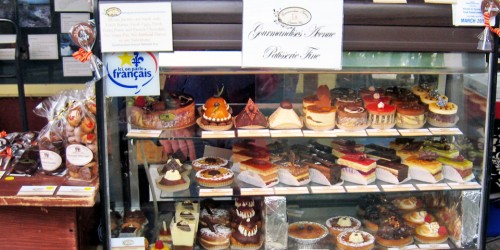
231 218 262 249
234 98 268 129
302 159 342 185
376 159 409 182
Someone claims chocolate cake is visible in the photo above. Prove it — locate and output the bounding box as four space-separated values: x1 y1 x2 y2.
376 159 409 182
367 150 401 163
234 98 267 129
303 160 342 185
365 144 396 154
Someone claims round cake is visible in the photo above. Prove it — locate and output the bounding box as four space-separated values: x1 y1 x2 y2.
199 90 233 130
427 98 458 127
392 94 420 108
326 216 362 237
335 94 362 108
192 156 228 172
396 103 426 129
304 105 336 131
199 224 232 250
157 169 190 192
128 92 195 129
375 216 414 248
336 105 369 131
392 197 422 213
359 86 384 98
411 84 431 97
230 218 262 249
195 167 234 187
366 102 396 129
420 90 448 105
336 230 375 250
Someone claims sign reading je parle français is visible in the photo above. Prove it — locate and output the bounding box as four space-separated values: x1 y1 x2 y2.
242 0 344 70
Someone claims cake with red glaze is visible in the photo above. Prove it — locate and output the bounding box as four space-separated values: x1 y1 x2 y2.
338 155 376 185
366 102 396 129
363 93 391 107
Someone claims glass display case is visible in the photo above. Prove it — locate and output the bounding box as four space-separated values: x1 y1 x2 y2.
97 1 497 249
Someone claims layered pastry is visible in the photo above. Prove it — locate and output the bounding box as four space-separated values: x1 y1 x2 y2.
232 149 270 163
414 222 448 244
157 169 190 192
363 93 391 107
396 103 426 129
336 230 375 250
234 98 268 129
396 141 424 160
332 148 365 159
268 101 302 129
275 154 311 186
375 216 414 247
239 158 279 186
231 218 262 249
335 94 363 108
232 140 266 152
404 151 443 183
392 197 422 214
427 97 458 127
420 90 448 106
170 219 197 250
304 85 337 131
326 216 362 237
366 151 401 163
366 102 396 129
199 224 232 250
200 208 231 227
424 145 459 159
192 156 228 172
403 210 435 228
365 144 395 154
267 140 289 162
438 155 474 182
176 210 198 223
302 160 343 185
195 167 234 187
129 92 195 129
332 139 365 152
159 156 188 176
200 89 233 129
389 138 415 151
338 155 376 185
175 200 200 213
336 105 370 130
376 159 409 183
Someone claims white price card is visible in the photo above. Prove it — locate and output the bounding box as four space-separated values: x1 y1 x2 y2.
0 171 5 179
60 13 90 33
270 129 303 138
366 128 400 136
237 129 270 137
416 183 451 191
241 188 274 196
425 0 456 4
99 2 173 52
388 245 419 250
127 129 162 138
448 182 482 190
57 186 95 196
333 129 367 137
302 130 336 137
419 243 450 249
452 0 484 27
28 34 58 60
398 128 432 136
111 237 145 249
199 188 233 197
428 127 462 135
274 186 309 195
310 185 345 194
381 184 416 192
201 130 235 139
0 49 15 60
62 57 92 77
17 186 57 196
345 185 380 193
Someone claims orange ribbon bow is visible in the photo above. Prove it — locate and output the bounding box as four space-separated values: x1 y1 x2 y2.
484 12 500 37
72 48 93 62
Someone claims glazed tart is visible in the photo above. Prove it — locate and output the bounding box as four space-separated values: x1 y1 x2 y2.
403 210 435 228
195 167 234 187
415 222 448 244
288 221 328 244
192 156 228 172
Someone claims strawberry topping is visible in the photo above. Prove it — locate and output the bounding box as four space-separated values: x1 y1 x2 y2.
424 214 432 223
438 226 447 236
135 96 146 107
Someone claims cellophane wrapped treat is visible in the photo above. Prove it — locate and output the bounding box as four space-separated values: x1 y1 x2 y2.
264 196 287 249
63 85 98 181
34 93 69 175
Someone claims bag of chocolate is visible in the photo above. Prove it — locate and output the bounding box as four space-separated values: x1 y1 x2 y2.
63 87 98 181
34 93 69 175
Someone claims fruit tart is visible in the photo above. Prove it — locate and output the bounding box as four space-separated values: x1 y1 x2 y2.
403 210 435 228
415 222 448 244
375 216 414 248
326 216 362 237
336 230 375 250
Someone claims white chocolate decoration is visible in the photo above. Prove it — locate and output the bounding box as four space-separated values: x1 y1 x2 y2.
338 217 352 227
349 231 364 243
377 102 385 109
164 169 181 181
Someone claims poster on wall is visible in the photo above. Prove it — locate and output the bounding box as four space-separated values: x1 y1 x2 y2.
104 52 160 97
242 0 343 69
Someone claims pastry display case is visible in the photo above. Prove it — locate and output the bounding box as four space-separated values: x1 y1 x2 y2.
97 1 497 249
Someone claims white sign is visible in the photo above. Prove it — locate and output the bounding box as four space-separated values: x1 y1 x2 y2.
452 0 484 26
99 2 173 52
62 57 92 77
104 52 160 97
242 0 343 69
60 13 90 33
55 0 92 12
28 34 59 60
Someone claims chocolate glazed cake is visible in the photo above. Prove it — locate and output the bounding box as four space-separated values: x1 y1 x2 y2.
376 159 409 182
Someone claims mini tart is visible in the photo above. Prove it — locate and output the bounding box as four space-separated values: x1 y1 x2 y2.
392 197 422 213
366 102 396 129
336 230 375 250
192 156 228 172
195 167 234 187
403 210 435 228
375 216 414 248
427 100 458 128
396 103 426 129
414 222 448 244
199 224 232 250
288 221 328 244
326 216 362 237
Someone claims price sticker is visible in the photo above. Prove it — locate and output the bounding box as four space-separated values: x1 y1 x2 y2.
428 127 462 135
201 130 235 138
333 129 367 137
398 128 432 136
381 184 416 192
57 186 96 196
310 185 345 194
416 183 451 191
270 129 303 137
199 188 233 197
302 130 336 137
366 128 400 136
240 188 274 196
274 186 309 195
345 185 380 193
127 129 162 138
447 182 482 190
237 129 270 137
17 186 57 196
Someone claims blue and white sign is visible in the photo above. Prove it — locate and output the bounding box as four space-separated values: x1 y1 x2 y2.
104 52 160 97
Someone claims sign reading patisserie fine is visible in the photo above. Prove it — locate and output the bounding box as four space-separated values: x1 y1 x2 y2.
242 0 343 69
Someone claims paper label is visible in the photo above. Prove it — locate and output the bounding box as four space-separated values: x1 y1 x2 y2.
28 34 59 60
418 243 450 249
388 245 419 250
66 144 93 166
310 185 345 194
381 184 416 192
366 128 400 136
0 48 15 60
0 171 5 179
201 130 236 139
425 0 456 3
302 130 336 137
62 57 92 77
127 129 162 138
40 150 63 172
416 183 451 191
345 185 380 193
333 129 367 136
111 237 145 249
270 129 303 137
398 128 432 136
237 129 270 137
17 186 57 196
199 188 233 197
452 0 483 27
57 186 95 196
448 182 482 190
241 187 274 196
428 127 462 135
274 186 309 195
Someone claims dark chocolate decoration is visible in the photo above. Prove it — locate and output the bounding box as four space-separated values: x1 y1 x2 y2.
176 221 191 232
280 100 293 109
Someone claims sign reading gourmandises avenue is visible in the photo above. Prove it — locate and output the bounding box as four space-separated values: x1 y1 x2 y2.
242 0 344 70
